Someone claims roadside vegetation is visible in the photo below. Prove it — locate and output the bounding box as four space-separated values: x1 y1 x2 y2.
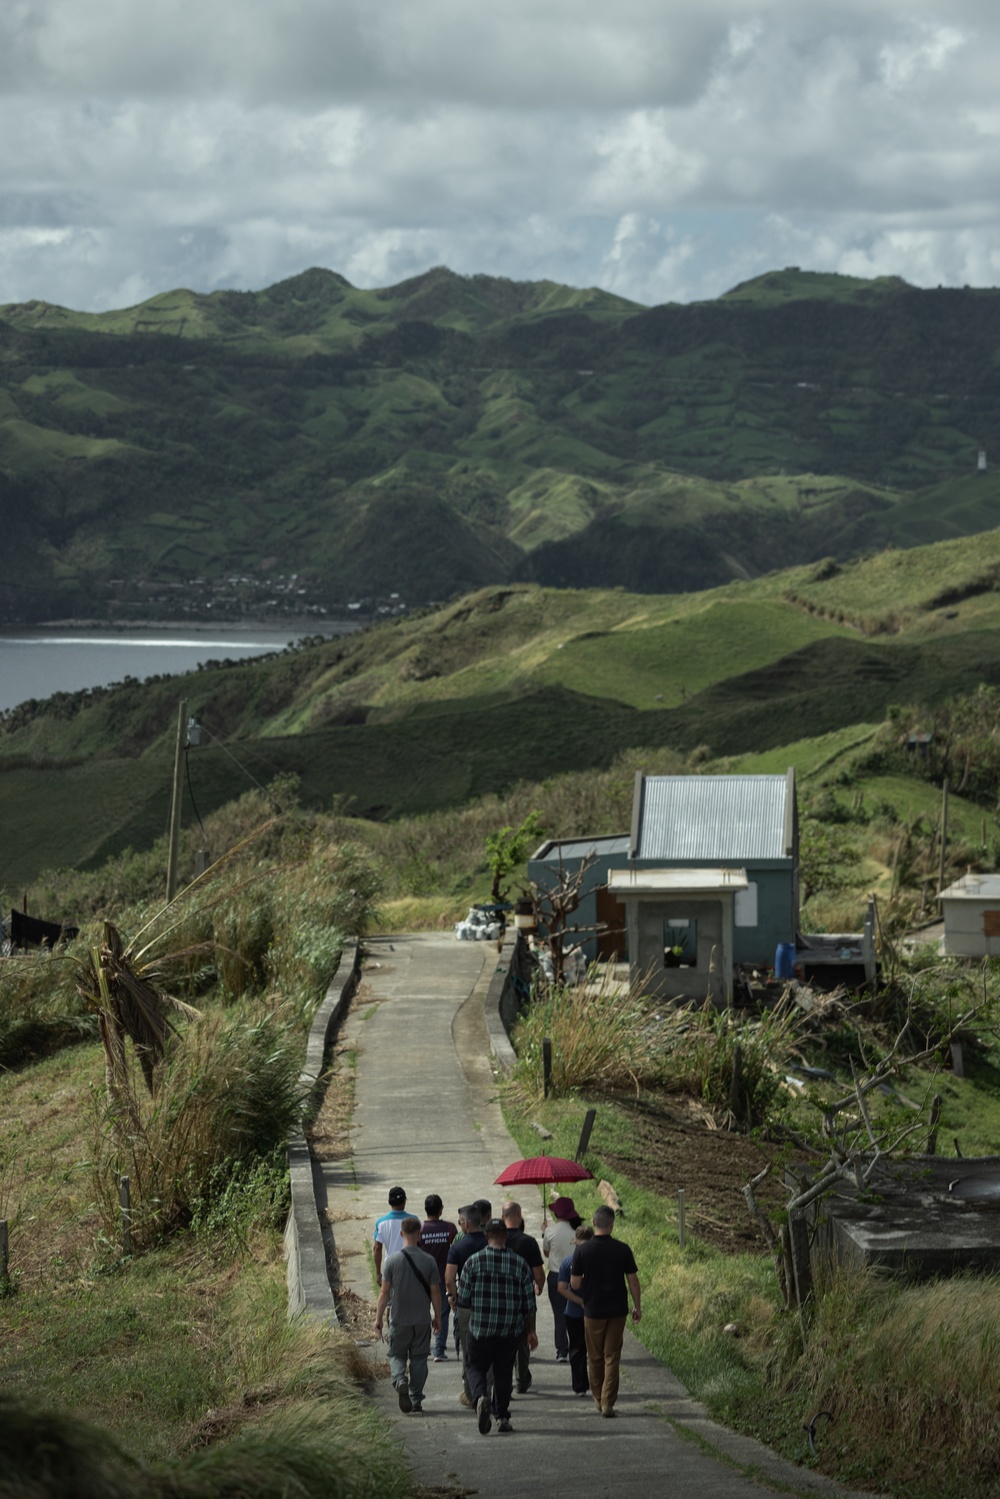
0 781 398 1499
503 942 1000 1498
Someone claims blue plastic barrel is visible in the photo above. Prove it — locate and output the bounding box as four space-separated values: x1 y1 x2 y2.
774 943 796 980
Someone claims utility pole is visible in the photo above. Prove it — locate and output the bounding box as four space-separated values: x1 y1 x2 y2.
166 698 187 904
937 776 949 913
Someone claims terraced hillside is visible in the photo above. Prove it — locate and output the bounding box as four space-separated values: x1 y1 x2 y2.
4 528 1000 887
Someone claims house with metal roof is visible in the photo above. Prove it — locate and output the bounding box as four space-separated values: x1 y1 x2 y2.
528 770 799 1002
617 769 798 1001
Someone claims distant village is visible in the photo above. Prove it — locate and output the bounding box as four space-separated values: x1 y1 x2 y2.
96 571 409 624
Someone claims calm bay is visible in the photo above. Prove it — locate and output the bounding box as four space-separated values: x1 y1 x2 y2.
0 623 359 715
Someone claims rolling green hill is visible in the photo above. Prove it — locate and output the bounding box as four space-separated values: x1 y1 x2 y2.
5 267 1000 621
5 529 1000 888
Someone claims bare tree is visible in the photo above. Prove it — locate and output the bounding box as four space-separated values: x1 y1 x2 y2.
529 852 623 985
744 986 984 1315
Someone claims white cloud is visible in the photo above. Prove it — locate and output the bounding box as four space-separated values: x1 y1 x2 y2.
2 2 1000 310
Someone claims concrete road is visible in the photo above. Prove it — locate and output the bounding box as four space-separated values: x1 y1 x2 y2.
321 932 881 1499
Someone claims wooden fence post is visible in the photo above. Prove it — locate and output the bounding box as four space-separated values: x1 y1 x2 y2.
730 1044 743 1122
575 1108 596 1161
119 1175 132 1258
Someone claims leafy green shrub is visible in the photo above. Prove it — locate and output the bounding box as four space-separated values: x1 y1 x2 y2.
189 1151 290 1251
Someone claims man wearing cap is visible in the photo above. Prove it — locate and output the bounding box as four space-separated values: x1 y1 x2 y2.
373 1186 410 1288
542 1196 581 1364
570 1205 641 1418
458 1218 538 1435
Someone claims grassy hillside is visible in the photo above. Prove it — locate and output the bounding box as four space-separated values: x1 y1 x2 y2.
5 529 1000 890
5 267 1000 620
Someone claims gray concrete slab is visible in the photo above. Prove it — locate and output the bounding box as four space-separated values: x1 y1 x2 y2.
319 932 882 1499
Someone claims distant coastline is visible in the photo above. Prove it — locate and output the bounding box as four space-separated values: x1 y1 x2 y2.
23 617 362 635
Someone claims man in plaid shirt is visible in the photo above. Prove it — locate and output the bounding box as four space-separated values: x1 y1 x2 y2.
457 1218 538 1434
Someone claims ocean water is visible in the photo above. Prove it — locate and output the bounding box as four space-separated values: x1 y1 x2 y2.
0 624 357 715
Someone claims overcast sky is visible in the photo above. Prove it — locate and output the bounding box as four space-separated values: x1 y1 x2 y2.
3 1 999 313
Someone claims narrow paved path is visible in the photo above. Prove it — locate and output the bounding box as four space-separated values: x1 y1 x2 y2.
321 933 880 1499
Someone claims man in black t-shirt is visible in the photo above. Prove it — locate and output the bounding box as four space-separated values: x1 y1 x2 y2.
419 1194 458 1362
569 1205 641 1417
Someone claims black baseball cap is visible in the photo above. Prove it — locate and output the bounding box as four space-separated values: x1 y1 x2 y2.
485 1218 507 1234
388 1186 406 1205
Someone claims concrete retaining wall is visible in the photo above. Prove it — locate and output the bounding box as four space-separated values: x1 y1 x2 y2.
485 929 519 1076
284 938 361 1322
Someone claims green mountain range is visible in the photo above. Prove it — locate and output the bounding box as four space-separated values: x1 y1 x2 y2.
4 265 1000 621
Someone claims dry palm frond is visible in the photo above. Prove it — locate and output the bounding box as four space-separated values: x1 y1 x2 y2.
74 820 293 1104
76 920 203 1099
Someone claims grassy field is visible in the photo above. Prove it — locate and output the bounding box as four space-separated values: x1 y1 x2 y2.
0 1039 409 1499
0 799 401 1498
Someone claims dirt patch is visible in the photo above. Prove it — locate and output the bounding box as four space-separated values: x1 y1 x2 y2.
335 1287 383 1349
598 1092 786 1255
307 982 373 1163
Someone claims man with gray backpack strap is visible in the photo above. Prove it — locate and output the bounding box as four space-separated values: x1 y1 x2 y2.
375 1216 442 1413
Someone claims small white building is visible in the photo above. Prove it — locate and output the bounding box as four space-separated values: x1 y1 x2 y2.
940 873 1000 957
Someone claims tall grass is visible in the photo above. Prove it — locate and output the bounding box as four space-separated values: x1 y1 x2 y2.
0 943 98 1067
0 1268 411 1499
512 969 664 1094
795 1265 1000 1497
90 1005 306 1249
512 970 799 1126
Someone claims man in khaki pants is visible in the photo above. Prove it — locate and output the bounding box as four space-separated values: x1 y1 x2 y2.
569 1206 641 1417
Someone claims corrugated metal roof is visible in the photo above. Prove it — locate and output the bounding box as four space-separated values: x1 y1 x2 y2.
533 834 630 863
635 775 790 862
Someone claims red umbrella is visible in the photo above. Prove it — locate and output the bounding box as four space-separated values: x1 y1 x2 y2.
495 1156 593 1186
495 1156 593 1228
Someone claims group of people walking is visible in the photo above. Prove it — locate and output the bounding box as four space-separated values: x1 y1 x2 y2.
372 1185 641 1433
